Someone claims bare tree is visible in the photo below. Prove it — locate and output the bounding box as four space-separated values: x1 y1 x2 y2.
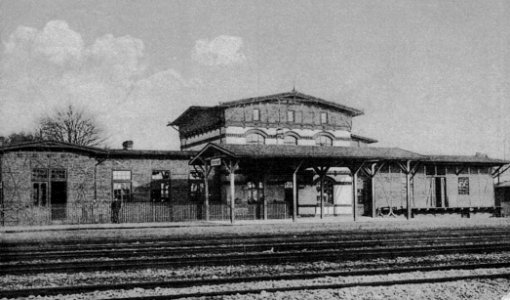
38 105 104 146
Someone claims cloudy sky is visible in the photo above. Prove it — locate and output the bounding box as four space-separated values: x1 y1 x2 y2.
0 0 509 158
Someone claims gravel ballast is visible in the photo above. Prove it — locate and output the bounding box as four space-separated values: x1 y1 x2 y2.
1 268 509 300
2 252 510 289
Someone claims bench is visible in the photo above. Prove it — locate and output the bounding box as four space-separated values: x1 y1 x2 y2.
411 206 502 218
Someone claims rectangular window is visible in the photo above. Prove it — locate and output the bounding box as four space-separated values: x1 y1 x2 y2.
33 182 48 206
113 170 132 202
151 170 171 202
253 109 260 121
50 169 67 181
113 170 131 181
458 177 469 195
295 111 303 123
113 182 131 202
189 172 203 202
320 112 328 124
32 169 48 181
287 110 295 123
32 168 66 207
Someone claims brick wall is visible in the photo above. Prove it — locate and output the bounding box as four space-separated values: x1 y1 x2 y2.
0 150 193 226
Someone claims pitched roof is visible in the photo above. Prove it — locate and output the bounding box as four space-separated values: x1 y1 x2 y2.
190 143 423 165
0 140 104 155
168 90 365 129
0 140 195 159
218 90 364 116
190 143 509 166
168 106 222 127
422 155 509 165
351 134 378 144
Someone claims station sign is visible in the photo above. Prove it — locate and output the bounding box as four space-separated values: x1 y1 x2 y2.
210 158 222 166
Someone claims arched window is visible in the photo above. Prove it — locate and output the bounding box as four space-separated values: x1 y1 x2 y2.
246 133 265 144
283 135 298 145
315 135 333 147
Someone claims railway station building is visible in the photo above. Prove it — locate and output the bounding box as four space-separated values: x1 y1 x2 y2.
0 90 508 226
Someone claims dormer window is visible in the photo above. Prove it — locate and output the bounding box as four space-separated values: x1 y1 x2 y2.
253 109 260 121
287 110 295 123
320 112 328 124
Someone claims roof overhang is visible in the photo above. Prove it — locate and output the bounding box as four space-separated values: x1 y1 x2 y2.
219 91 364 117
0 141 196 160
190 143 510 169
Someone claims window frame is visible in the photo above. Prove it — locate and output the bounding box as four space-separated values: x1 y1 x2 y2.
188 171 204 202
253 108 260 121
287 110 295 123
31 168 67 207
151 170 171 202
458 177 470 195
112 170 132 202
320 112 328 124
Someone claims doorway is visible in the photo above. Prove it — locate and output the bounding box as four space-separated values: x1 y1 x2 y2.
284 184 294 217
51 181 67 220
434 177 448 208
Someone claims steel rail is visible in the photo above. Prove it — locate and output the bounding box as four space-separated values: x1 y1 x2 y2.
1 262 510 298
4 234 510 261
3 228 509 255
2 242 510 275
3 226 509 250
103 272 510 300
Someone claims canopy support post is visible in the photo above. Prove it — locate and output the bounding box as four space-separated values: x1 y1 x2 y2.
292 161 304 222
223 160 239 224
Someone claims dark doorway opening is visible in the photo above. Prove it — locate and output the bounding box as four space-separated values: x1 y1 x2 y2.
51 181 67 220
284 186 294 217
363 178 373 216
434 177 448 208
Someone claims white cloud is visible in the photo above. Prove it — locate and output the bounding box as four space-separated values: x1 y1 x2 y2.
0 20 200 149
192 35 246 66
32 20 84 65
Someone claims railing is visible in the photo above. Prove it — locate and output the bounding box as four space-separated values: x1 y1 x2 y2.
0 202 291 226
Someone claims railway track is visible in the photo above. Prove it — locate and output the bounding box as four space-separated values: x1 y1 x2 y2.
2 241 510 274
1 262 509 298
3 226 509 251
3 233 509 261
103 272 510 300
2 226 510 299
2 227 509 257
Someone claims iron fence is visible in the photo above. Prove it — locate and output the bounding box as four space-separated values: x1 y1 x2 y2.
0 202 290 226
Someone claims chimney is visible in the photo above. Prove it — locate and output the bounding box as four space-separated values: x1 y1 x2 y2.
122 140 133 150
475 152 488 158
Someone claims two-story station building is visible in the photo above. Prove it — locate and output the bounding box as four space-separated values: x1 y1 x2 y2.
0 90 508 226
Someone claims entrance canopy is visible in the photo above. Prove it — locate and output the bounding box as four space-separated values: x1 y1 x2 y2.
190 143 508 169
189 143 509 222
